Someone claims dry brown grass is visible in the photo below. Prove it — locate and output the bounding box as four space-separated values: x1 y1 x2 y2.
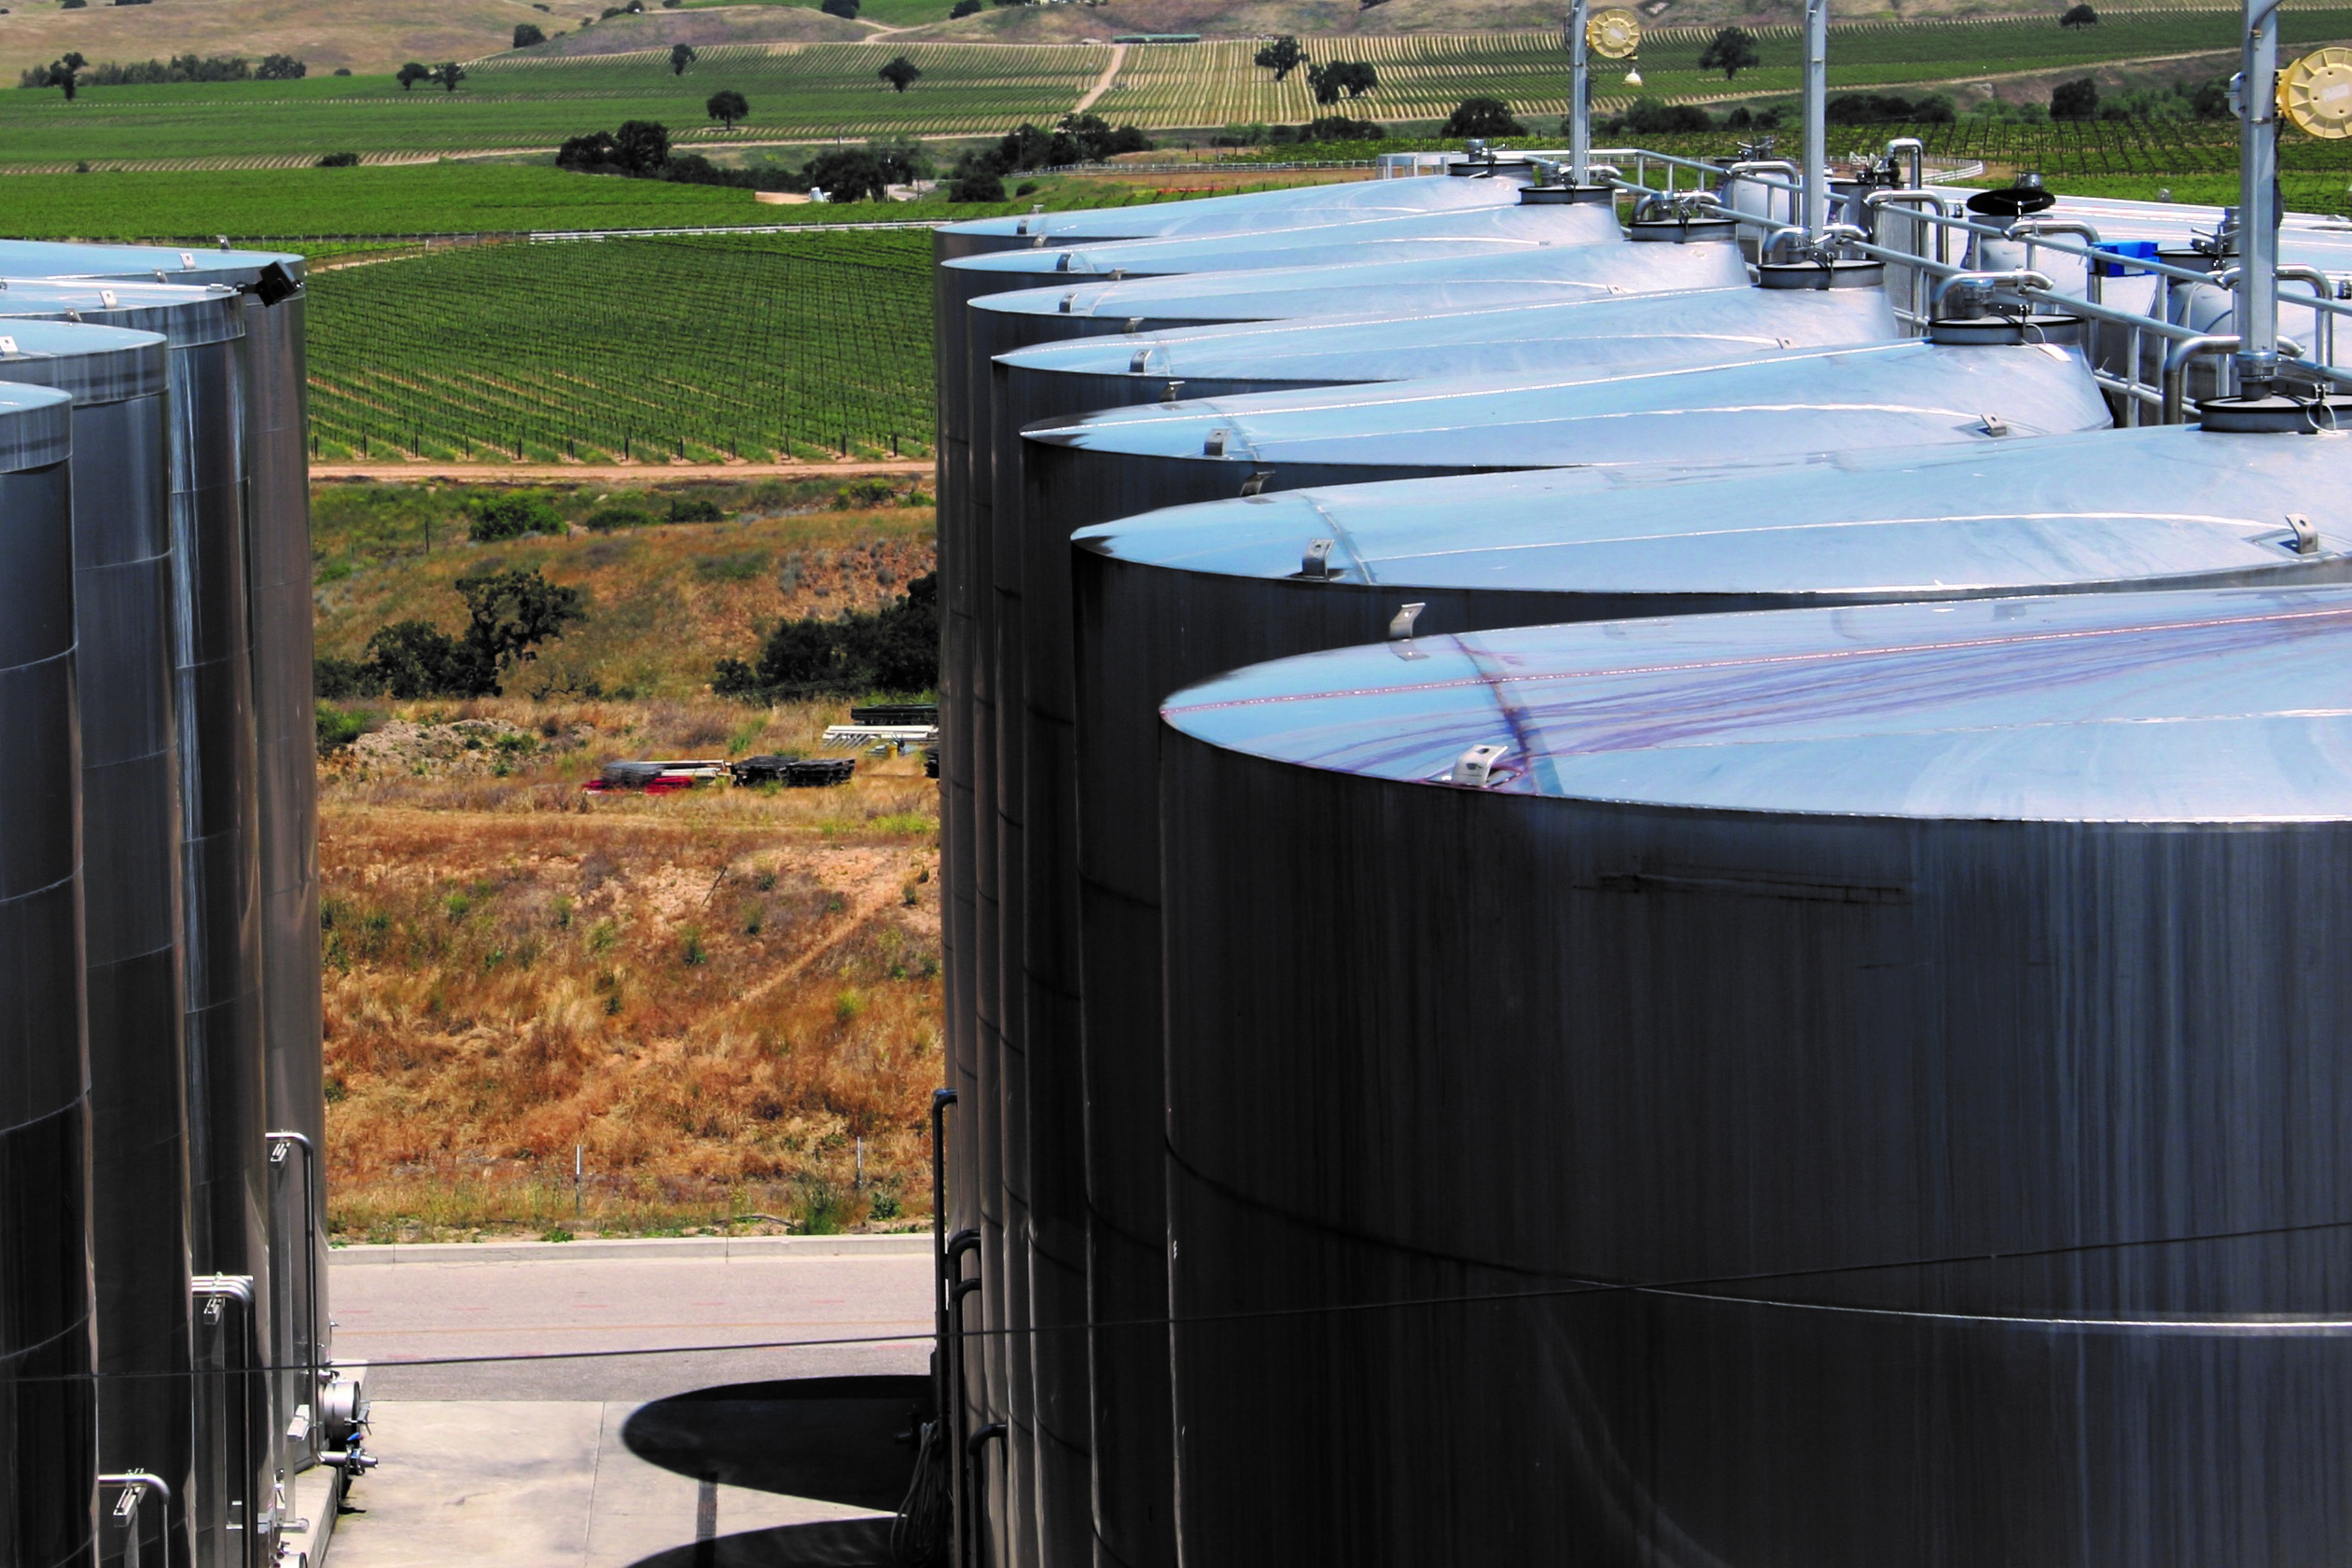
321 692 942 1242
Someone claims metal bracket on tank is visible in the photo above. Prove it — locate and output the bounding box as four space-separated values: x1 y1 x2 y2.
1204 429 1228 456
1301 539 1337 579
1978 413 2010 437
1129 349 1150 373
1240 469 1273 496
1163 381 1185 404
2287 513 2322 554
0 338 15 355
1124 317 1143 334
1389 602 1426 639
1059 293 1077 313
1448 743 1510 787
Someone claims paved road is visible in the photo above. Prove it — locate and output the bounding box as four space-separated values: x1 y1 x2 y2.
325 1238 936 1568
332 1237 934 1400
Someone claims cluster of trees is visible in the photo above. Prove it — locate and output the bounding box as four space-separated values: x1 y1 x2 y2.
1443 97 1524 137
1697 27 1760 80
21 51 302 95
396 62 466 91
513 22 547 48
1250 36 1376 104
714 573 938 702
1214 115 1384 146
945 113 1153 201
556 118 929 202
313 567 586 701
879 55 921 92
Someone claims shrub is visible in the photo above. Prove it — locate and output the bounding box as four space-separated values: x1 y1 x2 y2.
513 22 546 47
315 151 360 168
1304 115 1384 141
821 0 858 15
314 701 374 752
718 573 938 701
583 505 652 533
1442 97 1525 137
1621 98 1713 133
667 496 723 522
832 477 898 509
469 490 564 542
2051 76 2098 119
256 53 306 79
951 0 980 12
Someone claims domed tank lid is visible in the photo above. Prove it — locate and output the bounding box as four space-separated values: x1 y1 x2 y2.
1003 284 1898 385
1079 423 2348 600
1160 582 2352 822
945 201 1621 281
0 277 244 348
1026 340 2109 471
0 382 75 472
0 238 304 293
0 319 169 406
979 238 1748 321
940 173 1519 243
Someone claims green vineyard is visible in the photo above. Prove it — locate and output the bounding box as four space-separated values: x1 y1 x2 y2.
304 229 935 464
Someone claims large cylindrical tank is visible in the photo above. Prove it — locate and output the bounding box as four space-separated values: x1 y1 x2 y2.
931 189 1550 1547
1074 416 2341 1568
0 269 271 1567
1154 576 2352 1568
0 318 194 1568
0 240 323 1491
994 274 1895 1568
0 379 96 1568
948 206 1701 1568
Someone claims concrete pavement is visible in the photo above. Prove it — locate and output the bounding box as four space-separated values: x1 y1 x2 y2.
324 1235 935 1568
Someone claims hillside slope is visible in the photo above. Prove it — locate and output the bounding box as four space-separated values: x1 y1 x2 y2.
0 0 532 76
314 475 946 1241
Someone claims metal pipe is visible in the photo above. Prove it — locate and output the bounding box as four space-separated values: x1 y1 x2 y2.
2164 332 2243 422
2279 264 2337 364
268 1129 323 1467
1803 0 1828 239
101 1471 174 1568
1930 269 2058 315
1568 0 1590 184
2009 217 2106 306
192 1274 262 1561
2241 0 2285 385
1884 135 1925 189
949 1267 983 1568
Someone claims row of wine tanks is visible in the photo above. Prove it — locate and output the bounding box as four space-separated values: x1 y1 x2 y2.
0 243 337 1568
932 161 2352 1568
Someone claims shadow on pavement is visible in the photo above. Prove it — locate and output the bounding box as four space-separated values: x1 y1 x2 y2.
627 1517 896 1568
621 1374 932 1512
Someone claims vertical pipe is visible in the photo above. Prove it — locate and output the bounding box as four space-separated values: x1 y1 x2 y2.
1569 0 1591 186
2239 0 2283 387
1803 0 1829 241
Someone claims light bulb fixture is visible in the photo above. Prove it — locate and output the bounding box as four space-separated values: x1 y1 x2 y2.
1625 61 1643 86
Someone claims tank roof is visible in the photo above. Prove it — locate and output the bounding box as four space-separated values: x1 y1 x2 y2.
1029 340 2110 469
999 284 1898 385
1162 581 2352 822
978 239 1748 322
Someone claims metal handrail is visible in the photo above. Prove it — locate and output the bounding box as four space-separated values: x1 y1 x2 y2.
269 1129 324 1468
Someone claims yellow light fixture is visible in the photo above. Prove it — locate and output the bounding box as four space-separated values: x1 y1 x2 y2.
1586 7 1641 59
2280 46 2352 139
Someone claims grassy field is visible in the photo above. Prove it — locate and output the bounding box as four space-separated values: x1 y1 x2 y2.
305 229 932 463
314 477 943 1239
9 10 2352 168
